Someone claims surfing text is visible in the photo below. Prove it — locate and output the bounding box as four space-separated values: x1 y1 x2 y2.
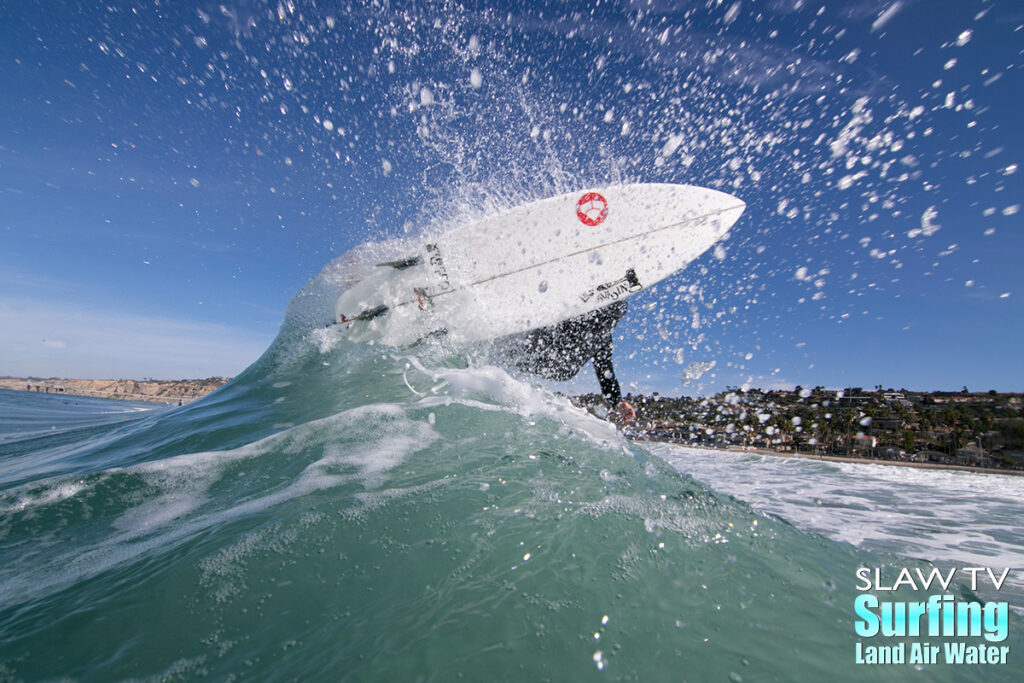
852 566 1013 666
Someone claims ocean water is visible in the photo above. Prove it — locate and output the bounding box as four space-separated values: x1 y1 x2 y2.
0 390 166 483
0 389 161 440
1 263 1021 681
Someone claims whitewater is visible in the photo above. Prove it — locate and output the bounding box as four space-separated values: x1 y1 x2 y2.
1 254 1020 681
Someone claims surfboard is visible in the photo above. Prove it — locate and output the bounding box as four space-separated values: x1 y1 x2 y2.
334 183 745 346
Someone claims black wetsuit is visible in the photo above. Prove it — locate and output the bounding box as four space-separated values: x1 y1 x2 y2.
497 301 627 406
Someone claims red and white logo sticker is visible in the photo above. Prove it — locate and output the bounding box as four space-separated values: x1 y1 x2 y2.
576 192 608 226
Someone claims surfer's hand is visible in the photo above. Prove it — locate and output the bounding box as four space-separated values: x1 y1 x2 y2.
615 400 635 423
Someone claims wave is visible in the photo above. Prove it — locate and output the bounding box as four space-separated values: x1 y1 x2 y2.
0 256 1018 681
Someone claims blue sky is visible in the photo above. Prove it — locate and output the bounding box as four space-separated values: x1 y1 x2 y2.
1 0 1021 393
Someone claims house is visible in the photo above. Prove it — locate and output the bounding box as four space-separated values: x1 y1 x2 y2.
956 443 989 466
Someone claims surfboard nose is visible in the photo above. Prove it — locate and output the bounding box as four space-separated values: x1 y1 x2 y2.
703 187 745 212
701 187 745 236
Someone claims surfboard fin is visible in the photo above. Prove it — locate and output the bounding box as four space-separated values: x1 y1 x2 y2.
404 328 448 349
339 304 389 323
376 256 422 270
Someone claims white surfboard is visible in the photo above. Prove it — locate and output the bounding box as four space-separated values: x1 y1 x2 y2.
334 183 744 346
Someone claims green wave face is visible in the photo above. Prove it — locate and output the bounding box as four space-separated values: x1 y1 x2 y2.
1 319 1019 681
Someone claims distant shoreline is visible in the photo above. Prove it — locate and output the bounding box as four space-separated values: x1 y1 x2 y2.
640 438 1024 477
0 377 229 405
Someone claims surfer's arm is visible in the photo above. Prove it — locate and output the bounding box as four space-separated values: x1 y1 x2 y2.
593 339 621 404
593 335 634 422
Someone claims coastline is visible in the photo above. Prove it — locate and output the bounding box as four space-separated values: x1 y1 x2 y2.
638 438 1024 477
3 376 1018 477
0 377 229 405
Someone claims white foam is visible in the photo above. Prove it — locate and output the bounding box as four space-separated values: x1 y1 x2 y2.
1 479 86 515
0 403 439 610
403 358 628 452
651 444 1024 603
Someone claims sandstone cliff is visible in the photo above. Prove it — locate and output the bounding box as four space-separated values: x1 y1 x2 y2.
0 377 230 404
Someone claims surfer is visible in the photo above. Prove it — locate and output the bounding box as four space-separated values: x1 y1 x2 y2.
498 301 636 422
